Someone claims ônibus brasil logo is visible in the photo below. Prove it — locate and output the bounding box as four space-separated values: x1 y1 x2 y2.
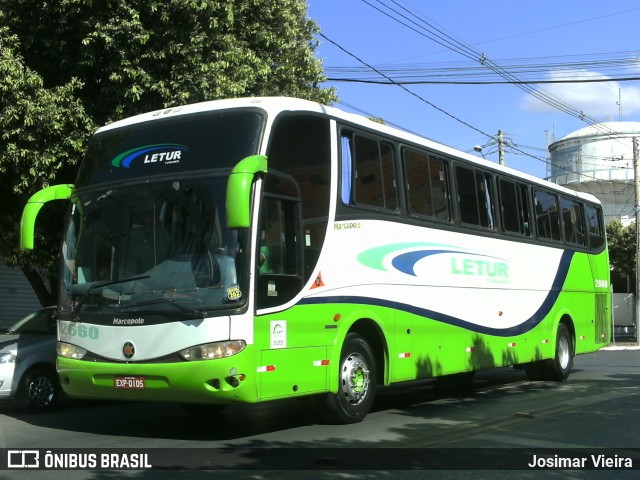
111 144 188 168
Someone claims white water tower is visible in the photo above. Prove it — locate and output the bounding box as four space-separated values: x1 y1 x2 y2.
547 122 640 225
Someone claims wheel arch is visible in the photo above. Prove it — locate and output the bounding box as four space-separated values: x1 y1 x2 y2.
13 361 58 390
558 314 576 356
14 362 61 412
347 318 388 386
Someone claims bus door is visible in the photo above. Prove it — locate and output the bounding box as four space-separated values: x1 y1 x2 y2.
256 175 329 399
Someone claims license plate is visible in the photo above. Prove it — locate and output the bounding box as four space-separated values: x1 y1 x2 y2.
114 376 145 390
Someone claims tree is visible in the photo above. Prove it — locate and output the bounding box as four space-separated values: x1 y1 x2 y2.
0 0 336 305
0 19 94 305
606 219 636 278
1 0 336 126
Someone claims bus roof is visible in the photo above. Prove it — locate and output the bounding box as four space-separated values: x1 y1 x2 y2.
96 96 601 205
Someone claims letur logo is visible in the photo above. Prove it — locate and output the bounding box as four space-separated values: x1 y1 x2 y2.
111 144 188 168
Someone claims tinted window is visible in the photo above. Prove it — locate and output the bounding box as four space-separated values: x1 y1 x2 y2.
534 189 561 241
267 115 331 221
257 195 302 309
268 114 331 282
560 197 586 246
498 178 531 236
456 166 495 228
586 204 605 249
404 149 450 221
342 132 398 210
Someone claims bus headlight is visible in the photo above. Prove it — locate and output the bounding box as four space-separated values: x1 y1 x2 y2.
57 342 87 360
180 340 246 361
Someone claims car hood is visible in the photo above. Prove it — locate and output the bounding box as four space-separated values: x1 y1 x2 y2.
0 334 55 351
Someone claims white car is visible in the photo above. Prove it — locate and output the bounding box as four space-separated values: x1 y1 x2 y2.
0 307 60 412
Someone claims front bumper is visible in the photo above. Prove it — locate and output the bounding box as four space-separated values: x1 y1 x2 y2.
56 346 258 404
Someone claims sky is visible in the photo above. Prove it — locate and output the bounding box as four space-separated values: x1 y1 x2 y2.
307 0 640 179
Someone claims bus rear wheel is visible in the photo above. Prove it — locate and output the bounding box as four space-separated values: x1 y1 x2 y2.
525 323 573 381
317 333 377 424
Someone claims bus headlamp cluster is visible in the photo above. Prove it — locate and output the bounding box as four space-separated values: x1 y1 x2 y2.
180 340 246 361
57 342 87 360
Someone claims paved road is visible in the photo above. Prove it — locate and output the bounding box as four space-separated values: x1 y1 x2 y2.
1 346 638 479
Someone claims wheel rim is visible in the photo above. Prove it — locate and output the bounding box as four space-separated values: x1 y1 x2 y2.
340 352 370 405
27 375 55 408
558 335 571 370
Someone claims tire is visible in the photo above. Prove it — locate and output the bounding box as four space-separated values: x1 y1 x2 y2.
179 403 228 416
15 367 60 413
317 333 377 424
524 361 546 381
544 323 574 381
525 323 573 381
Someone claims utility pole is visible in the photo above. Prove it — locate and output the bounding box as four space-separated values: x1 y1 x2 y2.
498 130 505 166
634 136 640 344
617 88 622 121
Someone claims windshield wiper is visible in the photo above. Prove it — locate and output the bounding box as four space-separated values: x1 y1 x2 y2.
69 275 151 295
122 298 208 319
71 275 151 317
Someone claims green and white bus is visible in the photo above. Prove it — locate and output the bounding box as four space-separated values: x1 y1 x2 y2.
21 97 611 423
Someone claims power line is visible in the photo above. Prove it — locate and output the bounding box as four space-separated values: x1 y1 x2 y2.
383 4 640 61
326 50 640 84
319 32 600 181
319 0 640 180
361 0 620 137
328 76 640 85
319 33 496 142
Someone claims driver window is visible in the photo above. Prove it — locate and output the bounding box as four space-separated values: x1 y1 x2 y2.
257 195 302 309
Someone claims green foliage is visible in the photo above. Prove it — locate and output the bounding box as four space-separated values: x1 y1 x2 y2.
606 219 636 276
0 19 94 302
0 0 336 304
1 0 336 125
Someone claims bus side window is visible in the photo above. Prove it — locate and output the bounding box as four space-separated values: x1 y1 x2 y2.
519 184 531 235
340 132 353 204
560 197 586 246
534 189 561 242
456 166 495 229
498 178 531 236
403 149 451 222
586 204 605 249
352 134 398 211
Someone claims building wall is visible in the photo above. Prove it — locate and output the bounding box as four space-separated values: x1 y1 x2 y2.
0 258 43 330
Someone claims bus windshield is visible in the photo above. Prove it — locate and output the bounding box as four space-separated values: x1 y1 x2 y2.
75 110 263 187
60 176 247 317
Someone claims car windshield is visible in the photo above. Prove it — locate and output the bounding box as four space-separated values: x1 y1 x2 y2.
60 177 247 318
4 309 55 335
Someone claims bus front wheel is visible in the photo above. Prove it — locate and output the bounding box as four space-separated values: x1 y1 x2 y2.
317 333 377 424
